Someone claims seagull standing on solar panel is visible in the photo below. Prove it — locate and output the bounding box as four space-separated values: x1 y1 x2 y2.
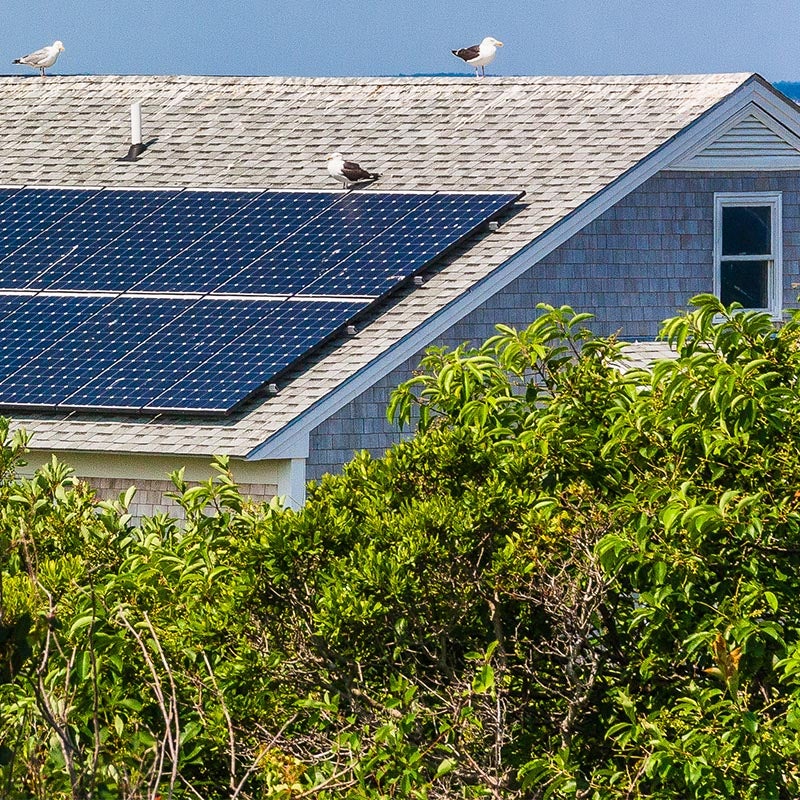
327 153 380 189
13 40 64 77
451 36 503 77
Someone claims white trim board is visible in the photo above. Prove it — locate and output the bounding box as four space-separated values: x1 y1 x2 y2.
248 76 798 462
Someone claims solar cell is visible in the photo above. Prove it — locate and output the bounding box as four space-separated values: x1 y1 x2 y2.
62 298 282 410
0 296 193 407
145 299 367 412
300 192 521 296
8 189 180 290
0 188 102 285
0 188 25 211
213 192 429 295
133 191 342 294
50 190 263 292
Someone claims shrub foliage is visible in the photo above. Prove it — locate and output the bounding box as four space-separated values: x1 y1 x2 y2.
2 293 800 798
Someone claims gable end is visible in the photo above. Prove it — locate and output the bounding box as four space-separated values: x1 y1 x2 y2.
669 104 800 170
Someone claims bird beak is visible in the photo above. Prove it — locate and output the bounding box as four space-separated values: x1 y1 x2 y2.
496 41 503 47
59 45 65 51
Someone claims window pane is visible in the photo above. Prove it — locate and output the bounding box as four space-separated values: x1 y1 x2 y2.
722 205 771 255
720 259 769 308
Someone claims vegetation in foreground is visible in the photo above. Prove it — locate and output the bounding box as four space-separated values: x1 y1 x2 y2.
2 294 800 798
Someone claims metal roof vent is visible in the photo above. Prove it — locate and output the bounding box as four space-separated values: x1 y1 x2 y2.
122 102 147 162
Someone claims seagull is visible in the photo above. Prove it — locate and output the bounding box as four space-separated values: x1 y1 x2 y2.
326 153 380 189
451 36 503 77
13 40 65 77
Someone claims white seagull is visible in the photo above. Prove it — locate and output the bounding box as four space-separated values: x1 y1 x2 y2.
327 153 380 189
13 40 65 77
451 36 503 77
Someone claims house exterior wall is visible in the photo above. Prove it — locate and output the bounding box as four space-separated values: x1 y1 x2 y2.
306 169 800 480
85 477 279 521
307 353 421 481
21 451 281 521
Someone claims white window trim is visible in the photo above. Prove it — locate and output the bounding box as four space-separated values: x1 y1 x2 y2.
713 191 783 319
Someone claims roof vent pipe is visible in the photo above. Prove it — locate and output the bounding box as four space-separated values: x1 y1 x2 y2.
122 102 147 161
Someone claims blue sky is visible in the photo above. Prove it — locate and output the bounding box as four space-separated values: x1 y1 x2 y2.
3 0 800 80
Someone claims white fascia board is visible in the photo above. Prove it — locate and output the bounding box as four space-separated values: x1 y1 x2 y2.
742 80 800 135
248 76 778 462
263 429 310 460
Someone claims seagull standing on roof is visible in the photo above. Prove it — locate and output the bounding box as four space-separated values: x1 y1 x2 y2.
327 153 380 189
451 36 503 77
13 40 65 77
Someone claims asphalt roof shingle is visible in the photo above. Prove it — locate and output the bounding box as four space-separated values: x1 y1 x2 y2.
0 73 753 457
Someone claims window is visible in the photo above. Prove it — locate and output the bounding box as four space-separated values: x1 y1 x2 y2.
714 192 782 316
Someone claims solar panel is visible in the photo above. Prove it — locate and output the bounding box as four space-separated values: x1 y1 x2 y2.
0 188 25 212
0 188 101 283
0 187 523 415
0 295 116 383
132 191 342 294
213 192 429 295
300 193 521 297
61 298 283 410
0 296 193 407
8 190 180 290
49 190 264 292
145 299 367 413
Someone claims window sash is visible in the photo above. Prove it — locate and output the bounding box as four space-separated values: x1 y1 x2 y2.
713 192 782 316
720 259 770 309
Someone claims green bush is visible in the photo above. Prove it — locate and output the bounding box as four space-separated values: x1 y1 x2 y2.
2 294 800 798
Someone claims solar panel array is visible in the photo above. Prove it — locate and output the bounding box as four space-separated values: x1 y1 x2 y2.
0 187 521 414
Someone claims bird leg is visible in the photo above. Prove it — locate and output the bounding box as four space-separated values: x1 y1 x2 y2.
39 67 45 78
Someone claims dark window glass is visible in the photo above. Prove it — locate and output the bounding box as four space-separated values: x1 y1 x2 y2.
722 206 771 255
720 260 768 308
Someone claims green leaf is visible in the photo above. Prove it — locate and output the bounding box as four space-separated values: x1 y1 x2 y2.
435 757 457 778
472 664 495 694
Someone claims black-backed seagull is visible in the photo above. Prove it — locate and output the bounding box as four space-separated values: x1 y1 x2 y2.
13 40 64 77
451 37 503 77
327 153 380 189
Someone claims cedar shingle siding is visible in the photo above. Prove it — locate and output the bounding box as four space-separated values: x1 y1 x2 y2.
307 168 800 478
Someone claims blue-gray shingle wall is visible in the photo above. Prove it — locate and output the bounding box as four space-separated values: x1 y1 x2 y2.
306 169 800 480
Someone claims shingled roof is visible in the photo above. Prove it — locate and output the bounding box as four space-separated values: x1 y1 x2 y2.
0 73 760 457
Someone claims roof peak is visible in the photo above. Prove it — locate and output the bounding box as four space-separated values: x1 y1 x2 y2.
0 72 756 87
